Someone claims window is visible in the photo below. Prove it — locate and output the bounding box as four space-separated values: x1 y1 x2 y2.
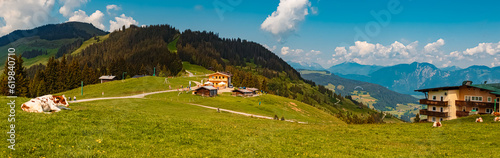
440 107 443 112
472 107 479 112
440 96 444 101
486 109 493 114
488 97 492 102
432 106 436 111
432 96 436 100
439 118 443 122
465 96 483 102
432 117 436 122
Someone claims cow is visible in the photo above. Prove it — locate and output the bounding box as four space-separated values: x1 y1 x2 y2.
476 117 483 123
21 95 70 113
432 121 442 127
493 112 500 117
495 117 500 122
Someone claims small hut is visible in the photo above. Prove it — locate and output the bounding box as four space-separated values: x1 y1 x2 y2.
99 75 117 83
193 86 218 97
232 89 254 97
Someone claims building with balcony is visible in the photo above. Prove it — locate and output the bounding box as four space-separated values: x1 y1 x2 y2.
207 72 232 88
415 81 500 122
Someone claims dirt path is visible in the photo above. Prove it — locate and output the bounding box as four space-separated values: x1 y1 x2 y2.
188 103 307 124
69 89 181 103
186 70 194 77
69 81 307 124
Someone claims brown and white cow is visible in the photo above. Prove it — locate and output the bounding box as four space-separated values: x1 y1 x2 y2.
476 117 483 123
21 95 69 113
432 121 442 127
495 117 500 122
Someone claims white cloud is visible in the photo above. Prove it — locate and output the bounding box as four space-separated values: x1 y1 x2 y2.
109 14 139 32
281 46 290 55
0 0 56 36
263 44 277 52
106 4 121 15
463 42 500 55
59 0 88 17
261 0 314 42
68 10 105 30
424 38 445 53
349 41 375 57
334 47 347 56
306 50 321 56
281 46 304 56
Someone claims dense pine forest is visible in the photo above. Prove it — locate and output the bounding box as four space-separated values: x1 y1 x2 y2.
0 23 385 123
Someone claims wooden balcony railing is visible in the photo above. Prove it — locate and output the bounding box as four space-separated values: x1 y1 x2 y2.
456 111 469 117
419 99 448 106
420 109 449 117
455 100 495 108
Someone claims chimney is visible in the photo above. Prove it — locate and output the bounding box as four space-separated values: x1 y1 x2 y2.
462 80 473 86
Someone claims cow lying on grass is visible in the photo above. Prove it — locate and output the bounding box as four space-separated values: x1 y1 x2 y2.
493 112 500 117
495 117 500 122
476 117 483 122
21 95 71 113
432 121 442 127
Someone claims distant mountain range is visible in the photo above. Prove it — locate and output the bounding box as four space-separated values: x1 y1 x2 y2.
294 61 500 95
332 62 500 95
327 62 384 76
287 61 325 71
300 70 418 111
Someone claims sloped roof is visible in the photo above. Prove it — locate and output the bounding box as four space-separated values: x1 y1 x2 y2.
232 89 253 93
99 76 116 80
196 86 217 90
415 83 500 96
207 72 233 77
247 88 259 91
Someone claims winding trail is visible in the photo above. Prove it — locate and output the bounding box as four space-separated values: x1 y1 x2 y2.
188 103 307 124
69 80 307 124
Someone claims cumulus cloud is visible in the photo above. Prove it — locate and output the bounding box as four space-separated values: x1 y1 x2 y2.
109 14 139 32
59 0 88 17
330 40 424 66
0 0 56 36
106 4 121 15
68 10 105 30
263 44 277 52
281 46 304 55
261 0 314 42
463 42 500 55
424 38 445 53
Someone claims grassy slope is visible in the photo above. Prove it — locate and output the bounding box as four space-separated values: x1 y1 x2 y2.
147 92 343 124
0 37 78 68
182 62 214 75
2 95 499 157
70 34 110 56
55 76 205 100
167 35 179 53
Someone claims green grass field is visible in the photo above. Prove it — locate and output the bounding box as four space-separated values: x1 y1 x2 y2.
167 35 179 53
182 62 214 76
2 93 499 157
55 76 205 100
71 34 110 56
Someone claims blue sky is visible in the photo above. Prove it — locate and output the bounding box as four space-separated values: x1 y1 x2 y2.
2 0 500 68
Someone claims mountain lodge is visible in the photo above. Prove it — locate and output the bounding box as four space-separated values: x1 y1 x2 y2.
415 81 500 122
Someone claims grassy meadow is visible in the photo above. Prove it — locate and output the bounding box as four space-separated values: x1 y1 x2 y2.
2 65 498 157
2 93 500 157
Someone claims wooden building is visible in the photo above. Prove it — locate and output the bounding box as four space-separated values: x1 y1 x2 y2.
98 75 117 83
232 89 254 97
193 86 218 97
415 81 500 122
207 72 232 88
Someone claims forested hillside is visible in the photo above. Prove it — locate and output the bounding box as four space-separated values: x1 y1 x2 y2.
0 22 386 124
